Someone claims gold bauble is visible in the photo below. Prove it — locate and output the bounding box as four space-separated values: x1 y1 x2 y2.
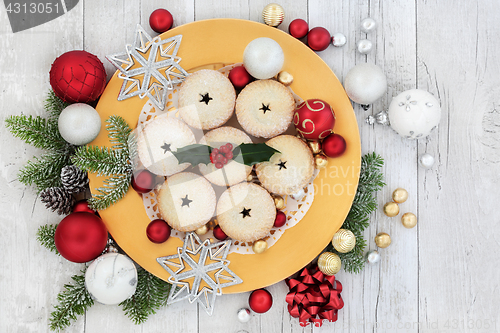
317 252 341 275
401 212 417 228
274 195 285 210
262 3 285 27
392 188 408 203
383 202 399 217
307 140 322 154
252 239 268 254
277 71 293 86
195 224 208 236
332 229 356 253
314 154 329 169
374 232 391 248
247 173 254 182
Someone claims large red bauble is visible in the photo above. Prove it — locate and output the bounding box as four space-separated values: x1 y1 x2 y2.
146 219 171 243
49 50 107 103
131 169 158 194
274 211 287 228
213 225 228 240
54 212 108 263
228 66 252 90
249 289 273 313
72 200 96 214
149 9 173 33
307 27 331 51
322 133 347 158
293 99 336 140
288 19 309 39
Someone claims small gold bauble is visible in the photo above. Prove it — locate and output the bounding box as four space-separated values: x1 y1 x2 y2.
332 229 356 253
401 212 417 228
392 188 408 203
374 232 391 248
274 195 285 210
383 202 399 217
277 71 293 86
247 173 254 182
307 140 322 154
195 224 208 236
314 154 328 169
252 239 268 254
262 3 285 27
317 252 342 275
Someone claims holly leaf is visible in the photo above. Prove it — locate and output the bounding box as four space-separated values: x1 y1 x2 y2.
233 143 280 166
171 144 212 165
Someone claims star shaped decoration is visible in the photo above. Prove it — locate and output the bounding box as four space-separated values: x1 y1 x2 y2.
199 93 213 105
240 207 251 218
259 103 271 114
106 24 189 111
157 232 243 315
276 160 287 170
161 142 171 153
181 195 192 207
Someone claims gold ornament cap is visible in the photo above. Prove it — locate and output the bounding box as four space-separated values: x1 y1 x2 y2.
273 195 285 210
392 188 408 203
401 212 417 228
332 229 356 253
314 154 328 169
195 224 208 236
375 232 391 248
307 140 322 154
252 239 268 254
318 252 341 275
262 3 285 27
277 71 294 86
383 202 399 217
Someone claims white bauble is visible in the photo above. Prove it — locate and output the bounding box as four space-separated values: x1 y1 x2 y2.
331 33 347 47
58 103 101 145
344 63 387 105
243 37 284 79
237 308 251 323
366 250 381 265
356 39 373 54
388 89 441 139
360 18 377 33
419 153 435 168
290 188 306 201
85 253 138 305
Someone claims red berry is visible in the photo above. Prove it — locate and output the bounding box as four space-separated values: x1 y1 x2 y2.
226 151 233 160
226 143 233 150
220 145 229 154
215 162 224 169
212 148 219 155
274 211 287 228
215 153 224 162
221 157 228 165
213 225 228 240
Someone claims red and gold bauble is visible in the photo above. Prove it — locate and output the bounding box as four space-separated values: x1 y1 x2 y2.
307 27 331 51
146 219 171 243
228 66 252 90
274 211 287 228
72 200 95 214
54 212 108 263
288 19 309 39
49 50 106 103
293 99 336 140
213 225 228 240
322 133 346 158
249 289 273 313
149 9 173 33
131 169 158 194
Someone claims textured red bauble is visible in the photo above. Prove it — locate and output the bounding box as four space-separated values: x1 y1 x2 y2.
249 289 273 313
213 225 228 240
307 27 331 51
288 19 309 39
132 169 158 194
274 211 287 228
49 50 107 103
146 219 171 243
149 9 173 33
293 99 336 140
54 212 108 263
322 133 347 158
72 200 95 214
228 66 252 90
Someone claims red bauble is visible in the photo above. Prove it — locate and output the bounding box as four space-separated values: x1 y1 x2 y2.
293 99 336 140
72 200 95 214
49 50 107 103
149 9 173 33
288 19 309 39
213 225 228 240
228 66 252 89
274 211 287 228
322 133 347 158
307 27 331 51
146 219 171 243
132 169 158 194
249 289 273 313
54 212 108 263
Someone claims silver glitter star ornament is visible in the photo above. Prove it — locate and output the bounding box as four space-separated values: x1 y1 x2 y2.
106 24 188 110
157 232 243 315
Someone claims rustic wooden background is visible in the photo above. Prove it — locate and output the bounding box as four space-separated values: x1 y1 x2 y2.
1 0 499 332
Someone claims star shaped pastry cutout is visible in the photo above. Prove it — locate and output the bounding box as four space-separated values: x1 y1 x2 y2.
259 103 271 114
199 93 213 105
181 195 192 207
157 232 243 315
240 207 251 218
106 24 188 110
276 160 287 170
161 142 171 153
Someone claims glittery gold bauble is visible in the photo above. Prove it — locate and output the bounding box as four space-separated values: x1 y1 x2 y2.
314 154 328 169
374 232 391 248
307 140 322 154
383 202 399 217
277 71 293 86
262 3 285 27
401 212 417 228
317 252 341 275
195 224 208 236
274 195 285 210
332 229 356 253
252 239 268 254
392 188 408 203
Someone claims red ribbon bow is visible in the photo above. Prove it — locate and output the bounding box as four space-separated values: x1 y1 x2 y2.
285 265 344 327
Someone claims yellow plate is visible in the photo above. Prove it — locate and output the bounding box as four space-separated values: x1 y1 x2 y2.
90 18 360 293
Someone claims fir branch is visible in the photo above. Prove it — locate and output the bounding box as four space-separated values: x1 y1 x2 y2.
18 152 72 192
49 269 94 331
120 267 171 324
45 90 69 120
72 145 131 177
36 224 59 255
88 173 131 211
106 115 132 152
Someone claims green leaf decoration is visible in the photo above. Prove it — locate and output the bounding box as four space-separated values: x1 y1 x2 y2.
87 173 131 211
233 143 280 166
171 144 212 165
45 90 69 120
18 152 72 192
107 115 132 152
36 224 59 255
72 145 131 177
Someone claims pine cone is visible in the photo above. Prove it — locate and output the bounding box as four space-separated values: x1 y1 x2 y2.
40 187 75 215
61 165 89 194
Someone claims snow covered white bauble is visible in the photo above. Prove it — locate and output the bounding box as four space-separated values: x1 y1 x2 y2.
58 103 101 145
388 89 441 139
243 37 284 79
85 253 138 305
344 63 387 105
